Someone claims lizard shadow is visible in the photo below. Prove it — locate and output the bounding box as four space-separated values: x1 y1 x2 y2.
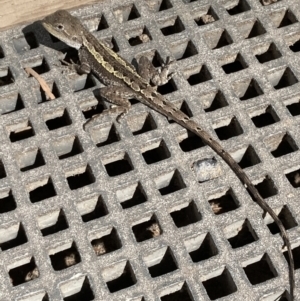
22 21 79 64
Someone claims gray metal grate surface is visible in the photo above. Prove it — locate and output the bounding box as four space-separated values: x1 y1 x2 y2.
0 0 300 300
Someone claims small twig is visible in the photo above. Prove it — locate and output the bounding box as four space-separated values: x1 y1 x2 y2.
25 67 55 100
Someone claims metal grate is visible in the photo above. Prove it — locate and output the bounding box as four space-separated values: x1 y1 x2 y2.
0 0 300 300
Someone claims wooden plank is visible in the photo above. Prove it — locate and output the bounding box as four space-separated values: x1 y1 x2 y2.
0 0 101 30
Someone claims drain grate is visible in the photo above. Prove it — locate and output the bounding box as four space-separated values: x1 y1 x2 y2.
0 0 300 300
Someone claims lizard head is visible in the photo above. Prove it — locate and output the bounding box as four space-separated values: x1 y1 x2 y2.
42 10 86 49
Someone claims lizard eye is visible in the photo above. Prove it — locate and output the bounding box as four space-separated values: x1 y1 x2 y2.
57 24 64 30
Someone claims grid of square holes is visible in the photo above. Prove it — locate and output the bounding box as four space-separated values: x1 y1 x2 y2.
0 0 300 300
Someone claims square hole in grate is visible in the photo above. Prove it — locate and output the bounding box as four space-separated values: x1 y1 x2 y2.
160 282 194 301
250 106 279 128
72 73 96 92
23 57 50 75
214 117 243 141
170 200 201 227
286 97 300 116
90 228 122 256
45 108 72 130
264 205 298 234
103 261 137 293
255 43 282 63
132 214 162 242
28 177 56 203
155 169 186 195
283 244 300 270
107 37 120 53
253 175 278 198
58 47 77 65
204 28 233 50
224 219 258 249
203 90 228 112
267 67 298 90
60 275 94 301
116 182 147 209
38 209 69 236
195 7 219 26
141 140 171 164
127 112 157 135
126 26 152 46
242 253 277 285
0 45 4 59
232 78 263 101
0 91 24 115
202 267 237 299
285 167 300 188
13 32 38 53
185 65 212 85
221 53 248 74
77 194 108 222
157 78 177 95
91 123 120 147
264 132 298 158
289 37 300 53
144 246 178 278
226 0 250 15
0 159 6 179
66 165 95 190
160 16 185 36
53 135 83 160
178 130 205 152
0 189 16 213
0 222 27 251
113 3 140 23
82 14 109 32
231 145 261 169
169 39 198 61
81 95 105 120
184 232 218 262
135 50 164 69
8 119 35 142
269 8 298 28
208 188 240 215
0 167 6 182
239 19 266 39
168 100 193 124
103 152 134 177
145 0 173 12
24 31 39 48
17 148 45 172
0 67 14 87
49 241 81 271
8 257 39 286
35 81 60 103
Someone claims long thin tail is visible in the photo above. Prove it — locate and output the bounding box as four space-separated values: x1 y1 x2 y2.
171 112 295 299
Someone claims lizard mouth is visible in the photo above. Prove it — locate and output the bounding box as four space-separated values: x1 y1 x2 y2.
41 22 56 37
42 21 81 50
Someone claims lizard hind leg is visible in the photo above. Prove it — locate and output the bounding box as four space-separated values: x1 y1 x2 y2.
138 56 176 86
83 86 133 130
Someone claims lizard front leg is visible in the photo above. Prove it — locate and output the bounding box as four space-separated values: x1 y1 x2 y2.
67 49 133 130
83 86 134 130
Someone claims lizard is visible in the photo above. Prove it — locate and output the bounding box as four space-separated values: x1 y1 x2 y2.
42 10 295 299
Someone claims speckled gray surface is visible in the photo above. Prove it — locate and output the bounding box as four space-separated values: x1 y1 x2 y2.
0 0 300 300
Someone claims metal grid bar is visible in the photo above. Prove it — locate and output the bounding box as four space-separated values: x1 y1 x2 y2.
0 0 300 300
